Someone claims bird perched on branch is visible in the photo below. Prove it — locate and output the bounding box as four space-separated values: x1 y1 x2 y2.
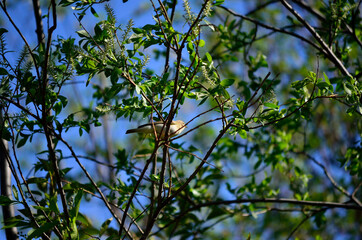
126 120 186 138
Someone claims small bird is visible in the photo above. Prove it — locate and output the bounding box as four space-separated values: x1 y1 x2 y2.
126 120 186 138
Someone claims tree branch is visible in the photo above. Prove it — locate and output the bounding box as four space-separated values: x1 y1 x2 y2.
279 0 352 77
32 0 45 45
218 5 328 56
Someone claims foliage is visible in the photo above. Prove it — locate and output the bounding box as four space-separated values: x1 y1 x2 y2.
0 0 361 239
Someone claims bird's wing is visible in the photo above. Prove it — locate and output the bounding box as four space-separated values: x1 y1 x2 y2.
137 121 164 128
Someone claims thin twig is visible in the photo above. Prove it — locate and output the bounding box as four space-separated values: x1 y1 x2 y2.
293 0 362 49
57 135 134 239
246 0 280 16
286 210 320 240
279 0 351 77
165 144 223 171
296 151 362 207
119 141 161 237
218 6 327 56
247 94 346 129
6 117 51 239
0 1 41 79
61 179 144 235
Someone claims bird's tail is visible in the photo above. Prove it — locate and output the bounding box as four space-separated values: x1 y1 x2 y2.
126 129 138 134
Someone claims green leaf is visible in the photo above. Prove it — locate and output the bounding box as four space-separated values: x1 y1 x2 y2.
220 78 235 87
28 221 59 239
1 127 11 141
12 185 18 201
27 177 47 184
343 83 352 95
47 194 60 214
100 218 113 236
0 195 16 206
207 206 227 220
205 52 212 62
264 102 279 109
76 30 89 38
59 0 76 6
58 95 68 107
2 216 27 229
150 174 160 181
86 72 94 87
323 72 330 85
0 67 8 75
187 41 194 52
135 84 141 95
53 101 63 115
214 0 225 6
197 39 205 47
247 233 251 240
17 134 29 148
70 191 83 219
90 7 99 17
0 28 8 35
314 211 327 228
238 129 247 139
94 121 102 127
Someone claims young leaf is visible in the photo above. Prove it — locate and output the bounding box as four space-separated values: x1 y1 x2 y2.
220 78 235 87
